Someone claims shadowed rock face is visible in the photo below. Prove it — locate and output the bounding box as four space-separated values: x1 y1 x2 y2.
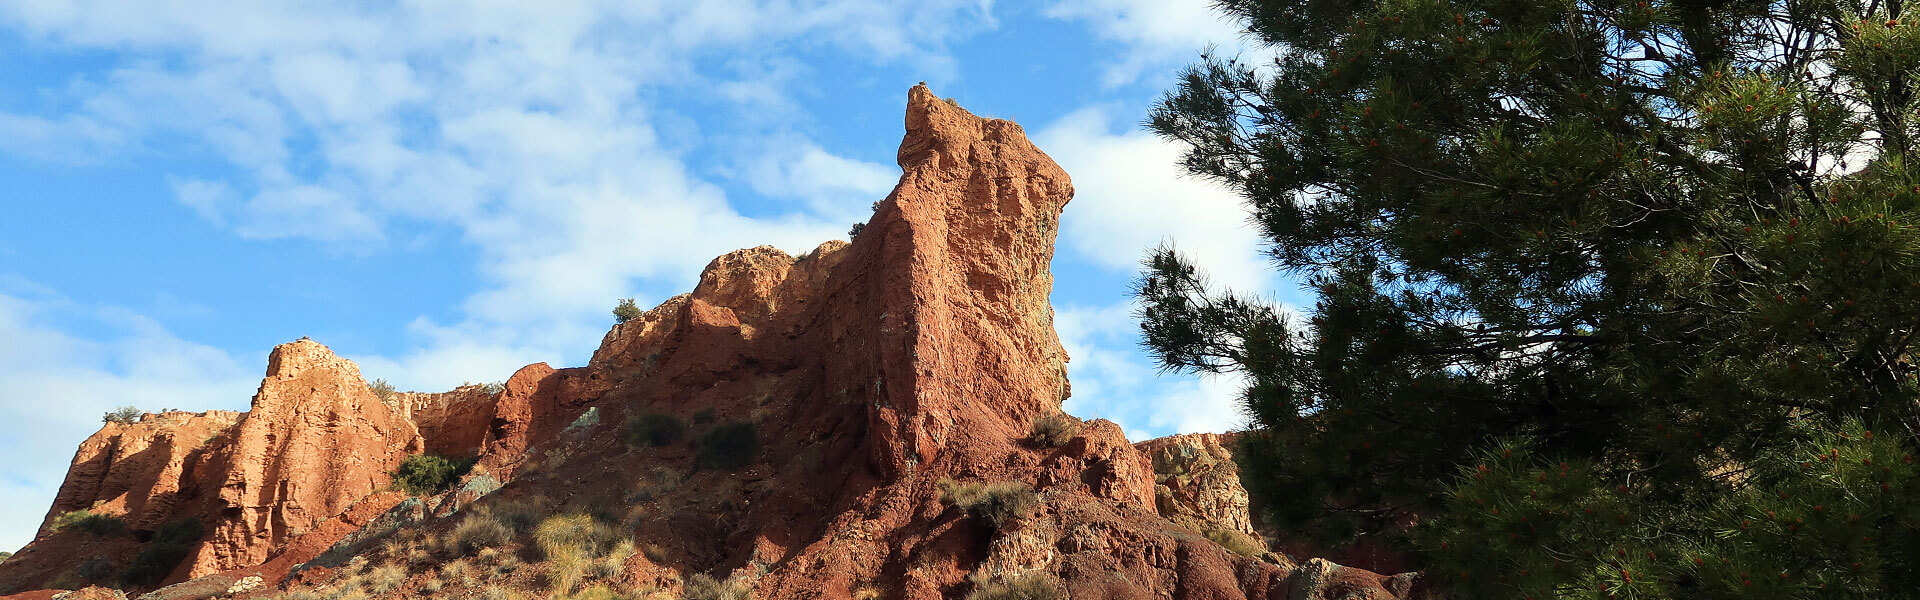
0 86 1420 600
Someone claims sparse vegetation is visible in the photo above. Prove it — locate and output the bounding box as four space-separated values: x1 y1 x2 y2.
366 564 407 595
368 379 397 402
52 509 126 536
847 221 867 239
120 517 203 586
623 412 685 448
102 405 143 424
692 408 716 424
481 381 506 395
966 571 1063 600
533 513 620 592
450 512 513 556
74 555 115 582
613 298 642 324
390 453 476 496
938 479 1037 530
0 551 11 563
695 421 757 470
1204 528 1264 558
1026 413 1081 448
683 573 752 600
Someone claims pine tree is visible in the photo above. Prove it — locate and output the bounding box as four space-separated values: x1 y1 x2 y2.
1141 0 1920 596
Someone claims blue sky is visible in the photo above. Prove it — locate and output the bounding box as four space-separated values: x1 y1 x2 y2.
0 1 1304 551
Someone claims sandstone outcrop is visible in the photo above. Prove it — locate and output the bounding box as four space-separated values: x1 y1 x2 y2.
192 339 425 574
1 86 1420 600
0 340 434 593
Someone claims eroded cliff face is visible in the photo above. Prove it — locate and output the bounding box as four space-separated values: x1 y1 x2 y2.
0 86 1421 600
194 339 427 574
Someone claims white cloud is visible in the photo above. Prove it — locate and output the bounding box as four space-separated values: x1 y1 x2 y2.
0 1 996 392
0 285 258 553
1057 302 1247 438
1044 0 1245 87
1039 105 1275 295
744 138 901 222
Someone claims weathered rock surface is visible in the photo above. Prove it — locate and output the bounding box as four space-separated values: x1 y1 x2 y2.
1136 433 1260 539
192 339 426 575
1 86 1420 600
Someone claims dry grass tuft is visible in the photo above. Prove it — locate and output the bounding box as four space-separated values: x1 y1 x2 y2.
938 479 1039 529
1027 413 1082 448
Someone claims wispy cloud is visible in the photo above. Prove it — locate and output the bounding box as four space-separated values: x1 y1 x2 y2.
0 284 258 552
0 1 996 391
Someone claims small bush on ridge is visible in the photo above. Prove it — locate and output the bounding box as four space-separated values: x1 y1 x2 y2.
613 298 642 324
1027 413 1081 448
102 405 144 424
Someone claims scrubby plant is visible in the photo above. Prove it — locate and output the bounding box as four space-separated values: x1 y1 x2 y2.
534 512 628 592
847 222 867 240
0 551 11 563
696 421 758 470
365 564 407 595
390 453 475 496
692 408 716 424
533 514 618 561
938 479 1038 530
120 517 203 585
623 412 685 448
481 381 506 395
613 298 642 324
102 405 143 424
450 512 513 556
1026 413 1081 449
74 555 115 582
52 509 126 536
683 573 752 600
965 571 1062 600
1203 528 1264 559
367 379 397 402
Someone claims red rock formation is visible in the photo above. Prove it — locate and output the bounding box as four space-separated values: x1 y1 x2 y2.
2 85 1423 600
1136 433 1260 538
392 386 499 459
191 339 425 575
0 340 429 593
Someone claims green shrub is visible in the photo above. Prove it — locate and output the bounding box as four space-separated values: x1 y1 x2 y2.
102 405 143 424
623 412 684 448
696 421 757 470
965 571 1062 600
938 479 1038 530
684 573 751 600
847 221 867 239
120 517 202 586
75 555 115 582
1027 414 1081 448
613 298 642 324
52 509 126 536
692 408 716 424
1204 528 1264 558
0 551 11 563
391 454 476 496
368 379 397 402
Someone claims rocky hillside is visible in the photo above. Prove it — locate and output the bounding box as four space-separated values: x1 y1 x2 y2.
0 86 1423 600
